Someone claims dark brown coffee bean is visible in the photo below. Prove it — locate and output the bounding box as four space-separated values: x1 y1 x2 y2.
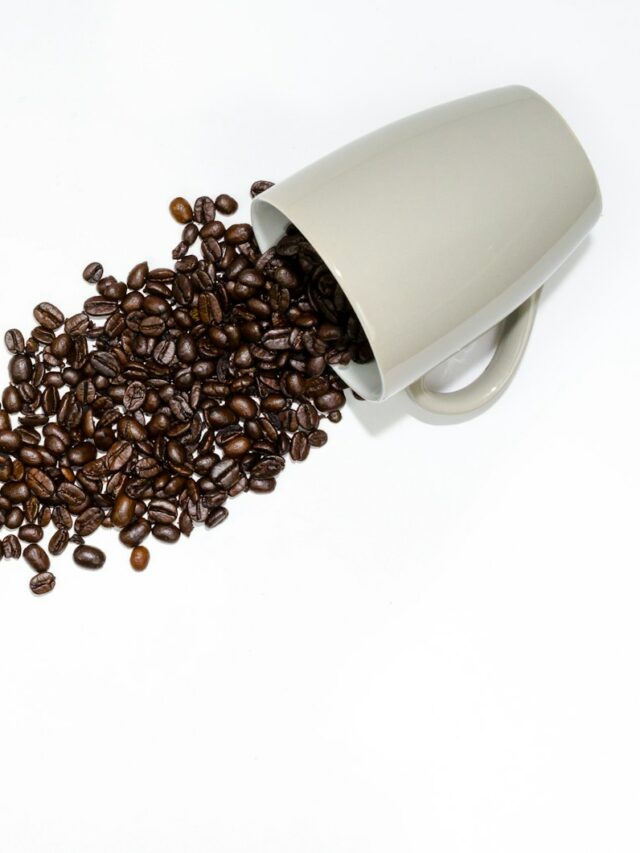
205 507 228 528
83 262 103 283
251 455 285 478
297 402 319 431
308 429 328 447
2 534 21 559
34 302 64 330
30 572 56 595
10 354 33 383
111 492 136 527
5 329 25 353
250 180 274 197
214 194 238 215
73 545 106 569
151 523 180 543
225 222 252 244
119 518 151 547
249 477 276 493
18 524 43 543
75 507 105 536
84 295 118 316
314 389 346 412
290 431 310 462
25 468 55 498
123 381 146 411
130 546 150 571
48 528 69 556
194 196 216 223
228 394 258 419
140 316 166 337
106 440 133 472
6 507 24 528
24 543 50 572
222 435 251 458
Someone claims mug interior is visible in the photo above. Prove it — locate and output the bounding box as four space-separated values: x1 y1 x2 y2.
251 197 385 401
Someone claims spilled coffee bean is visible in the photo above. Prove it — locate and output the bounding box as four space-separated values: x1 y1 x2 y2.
0 183 372 596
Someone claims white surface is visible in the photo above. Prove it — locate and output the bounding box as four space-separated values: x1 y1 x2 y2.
0 1 638 851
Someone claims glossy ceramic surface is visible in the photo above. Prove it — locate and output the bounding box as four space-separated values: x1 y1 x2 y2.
251 86 601 411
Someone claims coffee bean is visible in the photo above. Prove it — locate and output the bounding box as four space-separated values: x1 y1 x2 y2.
205 507 228 528
48 528 69 556
73 545 106 569
75 507 105 536
290 431 310 462
308 429 328 447
2 534 21 559
5 329 25 353
296 402 320 431
194 196 216 223
30 572 56 595
24 543 50 572
225 223 252 244
111 492 136 527
18 524 43 543
315 389 346 412
151 523 180 543
34 302 64 330
119 518 151 547
106 440 133 471
169 197 193 224
130 546 149 571
83 262 103 283
214 194 238 215
250 180 274 197
249 477 276 493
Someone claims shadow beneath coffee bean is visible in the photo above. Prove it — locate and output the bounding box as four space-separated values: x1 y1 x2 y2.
346 236 593 435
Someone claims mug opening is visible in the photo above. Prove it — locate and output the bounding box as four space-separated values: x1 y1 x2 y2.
251 197 385 401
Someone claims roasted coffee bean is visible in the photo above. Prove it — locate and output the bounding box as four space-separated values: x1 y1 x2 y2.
6 507 24 528
5 329 25 353
2 534 21 559
73 544 106 569
250 180 274 197
130 546 150 571
251 455 285 478
308 429 328 447
106 440 133 471
18 524 43 543
119 518 151 547
194 196 216 223
297 402 320 431
34 302 64 330
315 389 346 412
205 507 228 528
169 197 193 224
30 572 56 595
48 528 69 556
249 477 276 493
83 261 103 283
225 223 252 244
214 194 238 215
10 354 33 383
151 523 180 543
111 492 136 527
290 431 310 462
75 507 105 536
24 543 50 572
228 394 258 419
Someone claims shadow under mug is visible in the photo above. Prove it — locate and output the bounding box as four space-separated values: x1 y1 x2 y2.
251 85 602 417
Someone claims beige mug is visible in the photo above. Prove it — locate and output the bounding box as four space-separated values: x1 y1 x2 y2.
251 86 602 417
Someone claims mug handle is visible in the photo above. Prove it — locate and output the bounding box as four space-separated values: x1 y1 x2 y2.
407 289 541 417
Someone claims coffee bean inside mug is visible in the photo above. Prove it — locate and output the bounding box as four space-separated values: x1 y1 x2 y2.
0 182 373 596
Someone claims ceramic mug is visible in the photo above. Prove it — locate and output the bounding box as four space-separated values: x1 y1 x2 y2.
251 85 602 416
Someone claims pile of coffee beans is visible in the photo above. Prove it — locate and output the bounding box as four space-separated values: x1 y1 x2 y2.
0 182 372 595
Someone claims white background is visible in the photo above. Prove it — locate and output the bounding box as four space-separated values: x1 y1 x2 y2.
0 1 638 851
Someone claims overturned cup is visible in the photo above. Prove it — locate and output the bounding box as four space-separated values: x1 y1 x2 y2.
251 85 601 417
